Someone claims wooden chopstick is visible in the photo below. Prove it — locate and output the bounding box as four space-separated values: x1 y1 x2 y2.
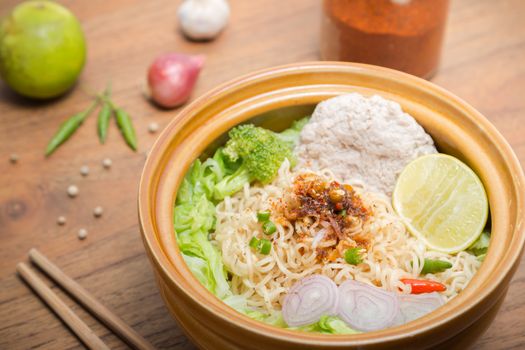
28 249 155 350
17 262 110 350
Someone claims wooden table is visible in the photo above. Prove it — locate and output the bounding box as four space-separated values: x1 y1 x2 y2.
1 0 524 349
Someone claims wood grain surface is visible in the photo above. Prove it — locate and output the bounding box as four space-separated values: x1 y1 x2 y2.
1 0 524 349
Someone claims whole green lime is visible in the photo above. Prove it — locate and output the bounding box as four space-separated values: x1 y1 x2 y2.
0 1 86 99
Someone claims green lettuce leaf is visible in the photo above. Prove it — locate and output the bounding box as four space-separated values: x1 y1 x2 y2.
181 254 213 291
173 194 216 233
242 310 287 327
276 117 310 148
291 316 359 334
317 316 359 334
468 230 490 256
173 148 236 299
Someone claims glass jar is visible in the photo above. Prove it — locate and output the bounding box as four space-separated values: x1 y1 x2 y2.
321 0 450 79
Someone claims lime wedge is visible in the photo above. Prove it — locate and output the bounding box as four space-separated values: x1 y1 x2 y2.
393 154 488 253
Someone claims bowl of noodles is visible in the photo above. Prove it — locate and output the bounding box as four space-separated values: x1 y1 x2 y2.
138 62 525 349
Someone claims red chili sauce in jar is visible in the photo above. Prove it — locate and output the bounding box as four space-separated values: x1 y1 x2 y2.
321 0 450 79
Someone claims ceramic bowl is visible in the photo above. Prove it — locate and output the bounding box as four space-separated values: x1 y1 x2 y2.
138 62 525 349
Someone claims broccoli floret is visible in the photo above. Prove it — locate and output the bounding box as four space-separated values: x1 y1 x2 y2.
214 124 295 200
224 124 294 183
213 163 252 200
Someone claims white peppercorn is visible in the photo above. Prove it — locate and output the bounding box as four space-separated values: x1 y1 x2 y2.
80 165 90 176
78 228 88 240
57 216 66 225
67 185 79 198
148 122 159 133
93 206 103 218
9 153 19 164
102 158 112 169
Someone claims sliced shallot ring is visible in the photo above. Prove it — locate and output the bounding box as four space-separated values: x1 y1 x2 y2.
311 228 327 248
337 280 399 332
392 292 444 326
282 275 338 327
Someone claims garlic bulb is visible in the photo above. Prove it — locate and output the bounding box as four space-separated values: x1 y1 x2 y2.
177 0 230 41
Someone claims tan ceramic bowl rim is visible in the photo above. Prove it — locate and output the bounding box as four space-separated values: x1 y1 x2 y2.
139 62 525 346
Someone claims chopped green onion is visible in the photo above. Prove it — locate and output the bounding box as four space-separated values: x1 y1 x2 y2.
257 211 271 222
340 209 347 217
259 239 272 255
263 221 277 235
344 248 362 265
249 237 259 249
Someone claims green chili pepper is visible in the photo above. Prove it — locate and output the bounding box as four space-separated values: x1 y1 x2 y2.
258 239 271 255
45 100 98 156
263 221 277 235
420 259 452 274
344 247 362 265
257 211 271 222
97 103 112 144
115 108 137 151
97 85 112 144
249 237 259 249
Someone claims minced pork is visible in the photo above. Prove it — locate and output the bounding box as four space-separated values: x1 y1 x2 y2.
295 93 437 196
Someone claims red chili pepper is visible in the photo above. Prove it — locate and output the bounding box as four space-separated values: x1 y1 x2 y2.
400 278 446 294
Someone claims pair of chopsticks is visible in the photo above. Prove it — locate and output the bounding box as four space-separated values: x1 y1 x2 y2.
17 249 155 350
